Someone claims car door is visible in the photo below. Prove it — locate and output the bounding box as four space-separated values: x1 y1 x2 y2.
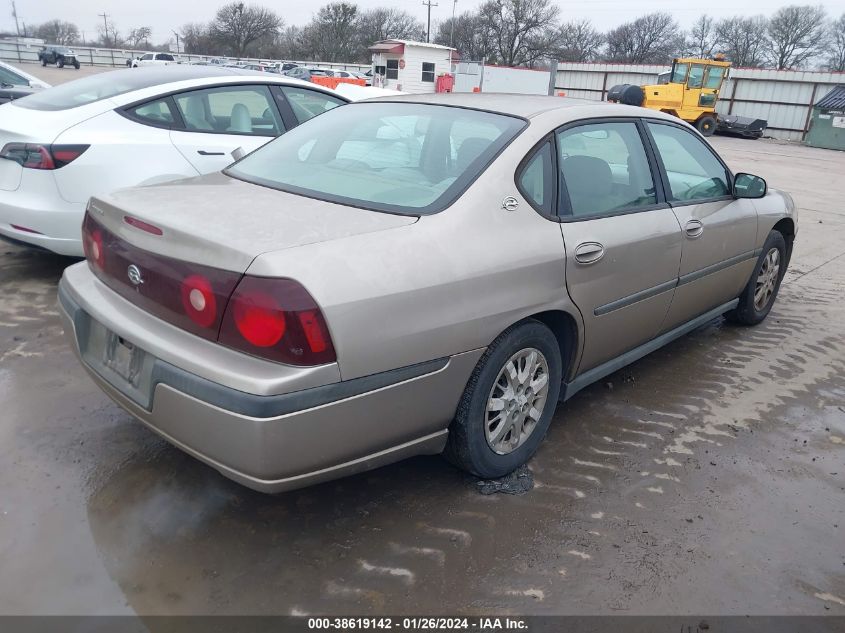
137 53 154 67
169 84 286 173
557 119 684 372
644 120 758 332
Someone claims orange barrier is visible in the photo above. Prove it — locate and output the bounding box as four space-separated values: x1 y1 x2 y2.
310 76 366 90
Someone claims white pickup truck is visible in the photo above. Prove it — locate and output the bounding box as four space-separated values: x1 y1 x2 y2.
131 53 177 68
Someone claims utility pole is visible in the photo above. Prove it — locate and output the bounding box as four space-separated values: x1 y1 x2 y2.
10 0 20 37
98 12 110 47
422 0 438 44
449 0 457 50
172 30 181 54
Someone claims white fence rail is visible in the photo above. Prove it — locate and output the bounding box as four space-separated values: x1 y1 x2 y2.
0 39 369 73
555 62 845 141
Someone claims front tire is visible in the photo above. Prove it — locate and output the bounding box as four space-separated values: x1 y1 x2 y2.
57 59 64 68
696 115 717 137
73 61 80 69
444 321 562 479
726 230 787 326
40 58 47 67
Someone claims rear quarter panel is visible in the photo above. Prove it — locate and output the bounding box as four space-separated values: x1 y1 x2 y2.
246 122 582 381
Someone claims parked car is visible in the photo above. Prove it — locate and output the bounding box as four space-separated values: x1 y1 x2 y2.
132 53 177 67
284 66 330 82
279 62 298 73
57 95 796 493
0 84 34 105
240 63 269 72
0 66 348 255
0 60 51 90
38 45 80 69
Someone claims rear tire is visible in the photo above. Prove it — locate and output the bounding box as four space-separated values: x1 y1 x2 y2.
443 321 562 479
726 230 787 326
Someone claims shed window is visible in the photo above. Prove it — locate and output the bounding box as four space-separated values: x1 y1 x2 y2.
386 59 399 80
422 62 435 83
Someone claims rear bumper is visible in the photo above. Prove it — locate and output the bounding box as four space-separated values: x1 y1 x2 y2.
0 177 85 256
58 273 482 493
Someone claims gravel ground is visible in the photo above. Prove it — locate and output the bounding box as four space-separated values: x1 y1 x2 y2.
0 67 843 616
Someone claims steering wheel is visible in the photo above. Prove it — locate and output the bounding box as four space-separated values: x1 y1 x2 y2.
683 177 725 201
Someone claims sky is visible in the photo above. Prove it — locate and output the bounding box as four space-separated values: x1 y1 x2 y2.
7 0 845 45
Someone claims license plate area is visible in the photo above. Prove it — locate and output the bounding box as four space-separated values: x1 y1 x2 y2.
105 333 144 385
80 318 157 410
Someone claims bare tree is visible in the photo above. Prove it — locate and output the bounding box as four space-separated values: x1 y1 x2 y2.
605 13 683 64
551 20 604 62
300 3 360 62
126 27 152 49
434 12 495 61
97 20 122 48
686 15 717 58
714 16 768 67
180 23 213 54
34 20 79 45
478 0 560 66
276 25 308 59
356 8 424 60
211 2 282 58
828 14 845 71
766 4 828 69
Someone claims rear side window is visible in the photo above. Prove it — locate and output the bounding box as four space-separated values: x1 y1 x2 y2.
557 121 657 218
174 85 283 136
647 122 729 202
518 141 555 215
282 86 344 124
128 98 175 126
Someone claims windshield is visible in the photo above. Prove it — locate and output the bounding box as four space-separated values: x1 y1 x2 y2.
226 102 526 215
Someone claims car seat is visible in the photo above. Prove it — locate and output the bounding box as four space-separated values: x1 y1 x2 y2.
183 96 215 131
561 155 616 215
227 103 253 133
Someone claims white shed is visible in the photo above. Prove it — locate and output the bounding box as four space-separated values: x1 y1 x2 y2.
369 39 456 94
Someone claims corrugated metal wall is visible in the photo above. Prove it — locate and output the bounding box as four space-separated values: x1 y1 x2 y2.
555 62 845 141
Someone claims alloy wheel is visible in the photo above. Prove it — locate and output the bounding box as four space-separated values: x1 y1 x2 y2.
485 348 550 455
754 247 780 311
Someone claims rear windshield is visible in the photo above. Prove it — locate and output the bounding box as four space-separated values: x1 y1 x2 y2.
226 102 526 215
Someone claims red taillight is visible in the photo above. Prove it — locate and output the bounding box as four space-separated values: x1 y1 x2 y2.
0 143 88 170
82 220 105 270
220 276 336 366
124 215 164 236
180 274 217 328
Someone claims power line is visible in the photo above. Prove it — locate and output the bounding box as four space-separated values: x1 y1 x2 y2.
422 0 438 43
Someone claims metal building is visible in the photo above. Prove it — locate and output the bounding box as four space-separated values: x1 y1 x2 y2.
805 85 845 151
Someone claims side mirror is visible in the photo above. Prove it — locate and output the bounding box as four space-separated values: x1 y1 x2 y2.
733 173 767 199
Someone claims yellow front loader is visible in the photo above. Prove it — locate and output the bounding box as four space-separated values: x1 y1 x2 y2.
607 56 732 137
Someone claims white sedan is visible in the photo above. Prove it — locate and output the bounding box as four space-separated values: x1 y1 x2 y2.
0 66 347 256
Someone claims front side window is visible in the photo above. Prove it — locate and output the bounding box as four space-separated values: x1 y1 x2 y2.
687 65 705 88
518 141 554 215
282 86 344 124
670 63 688 84
386 59 399 80
647 122 729 202
141 54 153 61
422 62 435 83
557 121 657 218
226 103 525 215
0 66 25 86
174 85 282 136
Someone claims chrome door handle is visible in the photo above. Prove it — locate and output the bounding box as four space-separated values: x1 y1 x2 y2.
574 241 605 264
685 219 704 238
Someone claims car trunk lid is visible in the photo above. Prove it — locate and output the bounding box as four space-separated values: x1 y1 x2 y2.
90 172 418 273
